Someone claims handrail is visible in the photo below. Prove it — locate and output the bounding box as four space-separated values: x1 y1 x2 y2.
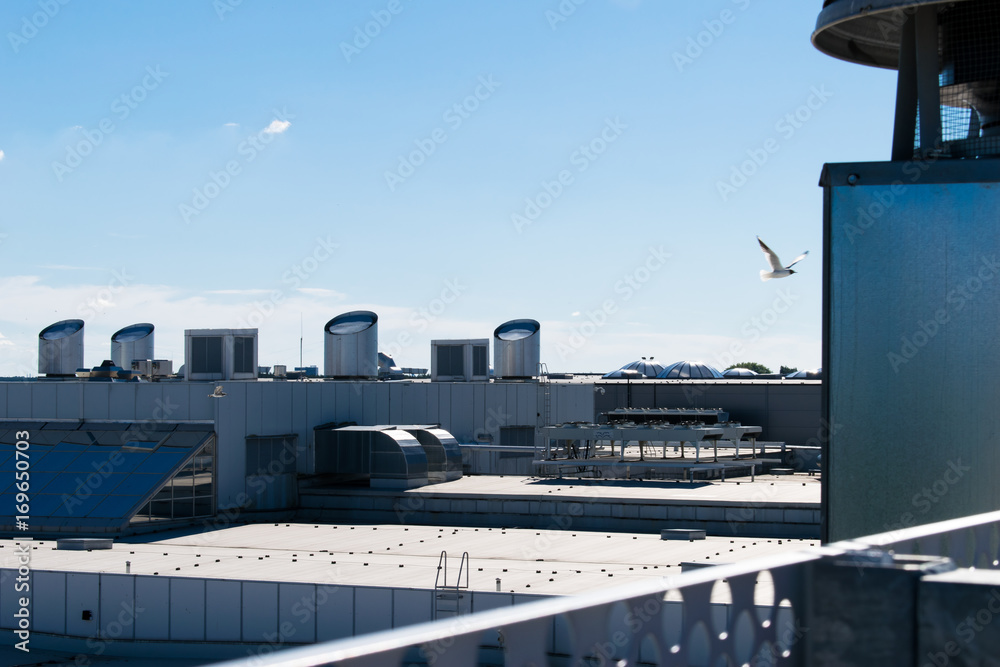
433 550 446 592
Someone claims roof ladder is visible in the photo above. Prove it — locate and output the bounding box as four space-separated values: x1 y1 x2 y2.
537 362 551 455
433 550 470 620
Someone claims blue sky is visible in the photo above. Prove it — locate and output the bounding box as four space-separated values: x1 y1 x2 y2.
0 0 898 376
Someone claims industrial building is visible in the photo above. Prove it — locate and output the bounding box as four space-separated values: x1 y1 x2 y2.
5 0 1000 664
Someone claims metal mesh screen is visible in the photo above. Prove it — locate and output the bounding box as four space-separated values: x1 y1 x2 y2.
925 1 1000 157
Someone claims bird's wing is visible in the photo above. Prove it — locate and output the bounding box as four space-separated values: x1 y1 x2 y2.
757 236 784 271
785 251 809 269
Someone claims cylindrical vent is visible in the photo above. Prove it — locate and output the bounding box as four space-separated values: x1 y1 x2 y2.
324 311 378 378
111 323 154 369
38 319 84 376
493 319 540 379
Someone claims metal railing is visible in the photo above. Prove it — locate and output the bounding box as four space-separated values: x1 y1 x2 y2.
207 510 1000 667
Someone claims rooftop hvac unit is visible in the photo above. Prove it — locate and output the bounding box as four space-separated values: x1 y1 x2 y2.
813 0 1000 540
814 0 1000 159
183 329 257 381
111 323 154 369
38 319 84 377
493 319 540 379
430 339 489 382
324 311 378 378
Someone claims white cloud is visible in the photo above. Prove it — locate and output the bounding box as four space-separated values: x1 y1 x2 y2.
38 265 102 271
0 149 4 161
223 122 239 127
296 287 346 299
206 288 274 295
261 119 291 135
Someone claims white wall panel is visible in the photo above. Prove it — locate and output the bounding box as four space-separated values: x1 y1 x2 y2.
361 383 377 425
241 581 278 643
206 579 242 642
0 569 27 631
161 383 193 421
259 383 292 436
473 383 486 438
169 578 205 641
392 589 431 628
31 384 57 420
107 384 136 421
82 383 110 420
65 572 100 637
32 571 65 634
315 584 353 641
426 384 439 428
516 384 535 426
472 591 514 614
189 388 214 420
450 385 474 441
134 576 170 640
374 383 390 424
437 385 451 433
355 587 393 636
6 385 30 418
348 382 363 423
278 583 316 644
98 574 135 640
243 382 263 437
133 384 164 420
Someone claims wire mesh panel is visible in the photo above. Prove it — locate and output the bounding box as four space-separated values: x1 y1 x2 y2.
935 1 1000 157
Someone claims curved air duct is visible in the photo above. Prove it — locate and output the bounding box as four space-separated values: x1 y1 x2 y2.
313 424 463 488
400 427 463 483
314 425 428 489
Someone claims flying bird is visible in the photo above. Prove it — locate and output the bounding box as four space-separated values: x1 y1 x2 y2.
757 236 808 281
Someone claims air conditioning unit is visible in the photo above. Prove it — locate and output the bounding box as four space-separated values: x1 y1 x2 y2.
152 359 173 377
131 359 153 377
431 339 489 382
184 329 257 381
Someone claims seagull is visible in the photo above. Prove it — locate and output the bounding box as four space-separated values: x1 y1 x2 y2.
757 236 808 281
209 385 227 398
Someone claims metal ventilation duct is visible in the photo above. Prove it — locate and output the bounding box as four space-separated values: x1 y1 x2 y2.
38 319 84 377
323 310 378 378
813 0 1000 159
493 319 540 379
313 425 429 489
111 322 154 368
